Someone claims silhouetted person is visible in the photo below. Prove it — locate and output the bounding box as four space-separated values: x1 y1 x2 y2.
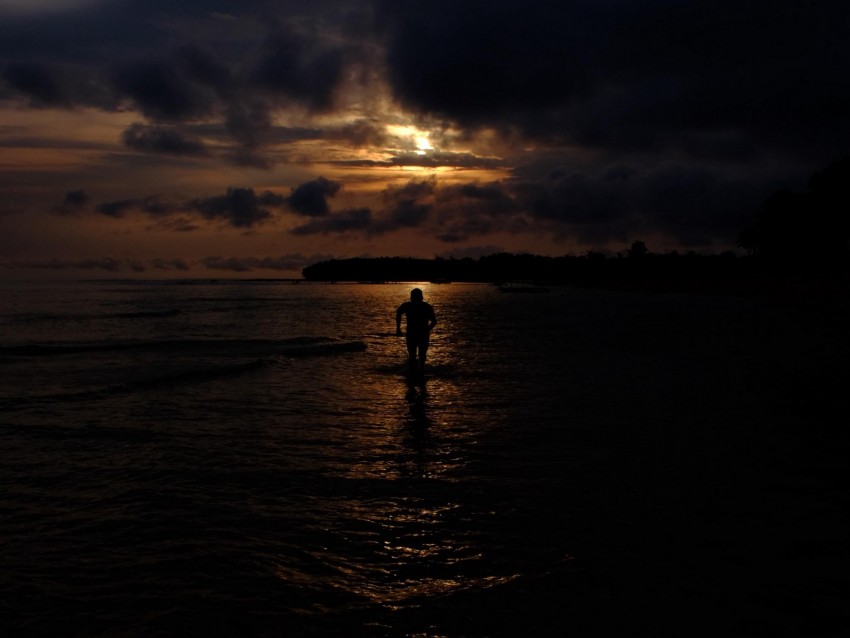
396 288 437 380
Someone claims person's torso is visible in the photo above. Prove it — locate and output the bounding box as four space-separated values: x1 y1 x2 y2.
403 301 433 334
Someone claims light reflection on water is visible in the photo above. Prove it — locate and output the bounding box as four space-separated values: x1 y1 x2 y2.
312 283 566 620
1 282 560 634
306 298 505 611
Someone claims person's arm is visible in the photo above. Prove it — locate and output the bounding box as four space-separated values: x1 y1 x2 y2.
395 305 404 336
427 306 437 332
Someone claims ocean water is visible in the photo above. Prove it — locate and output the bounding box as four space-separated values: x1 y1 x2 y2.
1 280 848 637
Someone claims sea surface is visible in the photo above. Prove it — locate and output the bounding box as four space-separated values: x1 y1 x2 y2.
1 279 848 637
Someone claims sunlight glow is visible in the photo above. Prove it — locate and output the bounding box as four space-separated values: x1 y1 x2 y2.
414 136 433 155
386 124 435 154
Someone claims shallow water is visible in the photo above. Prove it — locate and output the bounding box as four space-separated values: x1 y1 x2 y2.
1 280 848 636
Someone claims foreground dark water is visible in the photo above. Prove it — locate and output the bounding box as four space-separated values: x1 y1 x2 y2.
1 280 848 636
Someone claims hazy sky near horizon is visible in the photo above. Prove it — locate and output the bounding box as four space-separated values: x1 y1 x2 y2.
1 0 848 277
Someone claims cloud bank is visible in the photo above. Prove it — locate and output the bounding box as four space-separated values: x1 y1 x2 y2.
2 0 848 258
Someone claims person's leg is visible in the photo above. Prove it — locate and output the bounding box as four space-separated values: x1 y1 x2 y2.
417 339 429 376
406 341 417 377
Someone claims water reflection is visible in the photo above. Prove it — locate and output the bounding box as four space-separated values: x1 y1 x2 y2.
303 497 484 607
399 384 432 480
301 371 493 610
304 289 514 614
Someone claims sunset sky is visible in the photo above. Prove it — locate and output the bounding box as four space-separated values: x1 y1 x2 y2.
1 0 848 278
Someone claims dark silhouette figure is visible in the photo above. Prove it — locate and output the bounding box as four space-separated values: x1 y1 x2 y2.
396 288 437 381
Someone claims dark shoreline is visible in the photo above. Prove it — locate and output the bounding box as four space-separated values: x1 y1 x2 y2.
301 253 850 302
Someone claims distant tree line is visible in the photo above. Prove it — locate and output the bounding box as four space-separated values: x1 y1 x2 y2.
301 250 750 289
738 157 850 269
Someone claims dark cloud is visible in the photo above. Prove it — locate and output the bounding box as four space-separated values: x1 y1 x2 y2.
438 182 515 211
7 1 846 167
252 29 348 111
225 149 273 170
326 119 389 147
63 182 363 231
122 123 208 156
113 59 216 122
381 179 436 204
0 2 181 61
333 150 504 169
91 188 287 229
285 177 513 239
524 169 632 226
53 190 91 215
290 208 372 235
40 257 124 271
389 155 442 169
3 1 848 251
379 178 525 240
516 162 768 246
430 181 520 241
287 177 341 217
190 188 283 228
0 7 358 156
224 99 272 154
94 200 128 218
147 217 201 233
79 162 766 247
377 199 431 233
372 180 435 232
190 122 321 145
379 0 599 124
288 178 519 239
97 196 176 219
174 44 233 95
278 166 762 247
380 0 850 162
2 60 115 110
149 257 190 271
3 63 67 106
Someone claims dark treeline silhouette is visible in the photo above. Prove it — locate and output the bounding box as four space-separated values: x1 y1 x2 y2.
738 157 850 270
302 250 752 291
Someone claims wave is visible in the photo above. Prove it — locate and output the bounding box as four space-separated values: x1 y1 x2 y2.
0 337 366 408
0 337 365 358
0 359 275 408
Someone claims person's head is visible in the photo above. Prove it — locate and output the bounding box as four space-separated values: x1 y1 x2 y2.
410 288 423 301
